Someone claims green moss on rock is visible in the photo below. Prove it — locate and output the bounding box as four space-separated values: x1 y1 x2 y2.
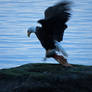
0 63 92 92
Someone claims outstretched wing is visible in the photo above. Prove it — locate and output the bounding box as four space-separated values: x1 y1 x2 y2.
38 1 72 42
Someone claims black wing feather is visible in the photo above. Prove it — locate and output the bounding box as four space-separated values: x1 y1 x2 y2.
38 1 72 42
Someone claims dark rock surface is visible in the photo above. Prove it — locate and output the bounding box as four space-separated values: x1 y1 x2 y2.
0 63 92 92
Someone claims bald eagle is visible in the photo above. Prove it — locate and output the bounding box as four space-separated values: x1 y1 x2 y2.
27 1 72 66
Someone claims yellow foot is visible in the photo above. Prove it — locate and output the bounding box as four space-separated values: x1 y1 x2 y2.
53 55 72 67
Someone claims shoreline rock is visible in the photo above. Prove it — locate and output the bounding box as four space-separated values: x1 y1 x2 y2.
0 63 92 92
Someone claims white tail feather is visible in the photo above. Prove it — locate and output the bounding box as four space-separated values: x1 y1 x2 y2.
55 41 68 58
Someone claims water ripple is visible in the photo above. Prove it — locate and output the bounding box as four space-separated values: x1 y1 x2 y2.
0 0 92 69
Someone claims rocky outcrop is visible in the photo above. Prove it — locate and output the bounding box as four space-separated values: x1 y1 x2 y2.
0 63 92 92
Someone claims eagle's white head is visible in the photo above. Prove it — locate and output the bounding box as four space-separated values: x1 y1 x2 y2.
27 26 36 37
27 23 42 37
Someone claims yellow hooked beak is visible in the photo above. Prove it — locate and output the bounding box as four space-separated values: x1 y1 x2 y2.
27 31 31 37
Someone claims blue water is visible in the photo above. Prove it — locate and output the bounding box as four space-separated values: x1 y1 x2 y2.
0 0 92 69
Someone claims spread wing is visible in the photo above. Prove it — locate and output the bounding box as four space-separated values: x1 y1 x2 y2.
38 1 72 42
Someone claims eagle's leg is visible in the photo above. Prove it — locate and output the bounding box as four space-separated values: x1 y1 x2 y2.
53 54 72 67
46 50 72 67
